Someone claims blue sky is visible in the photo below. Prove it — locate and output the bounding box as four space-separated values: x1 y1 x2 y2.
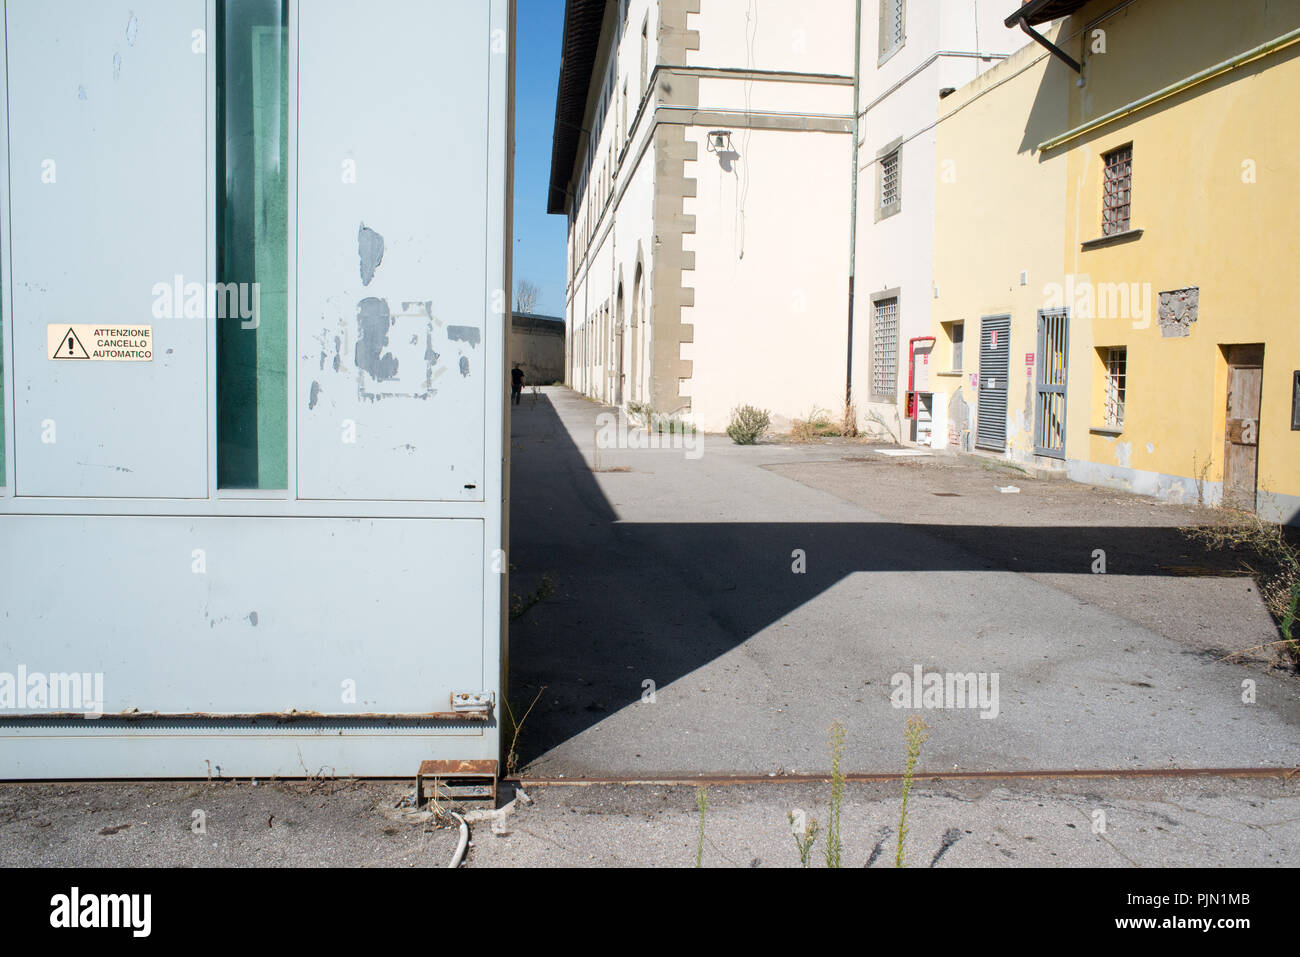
513 2 568 318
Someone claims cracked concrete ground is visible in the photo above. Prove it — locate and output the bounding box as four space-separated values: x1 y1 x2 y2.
2 774 1293 868
0 780 460 868
467 777 1298 868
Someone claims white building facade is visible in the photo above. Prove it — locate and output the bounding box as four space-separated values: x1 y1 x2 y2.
849 0 1019 443
551 1 1024 436
551 0 857 432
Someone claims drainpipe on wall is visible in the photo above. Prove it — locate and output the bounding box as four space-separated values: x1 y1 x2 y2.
844 0 862 412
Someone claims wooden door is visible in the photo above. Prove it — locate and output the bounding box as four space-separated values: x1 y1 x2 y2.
1223 345 1264 512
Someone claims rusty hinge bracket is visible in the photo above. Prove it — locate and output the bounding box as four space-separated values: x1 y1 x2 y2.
451 691 496 715
417 759 499 804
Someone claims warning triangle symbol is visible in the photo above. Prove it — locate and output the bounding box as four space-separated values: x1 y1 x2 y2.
52 327 90 360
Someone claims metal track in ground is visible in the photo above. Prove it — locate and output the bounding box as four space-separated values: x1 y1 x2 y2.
515 766 1299 787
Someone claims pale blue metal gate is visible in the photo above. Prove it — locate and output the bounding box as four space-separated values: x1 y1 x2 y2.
0 0 512 779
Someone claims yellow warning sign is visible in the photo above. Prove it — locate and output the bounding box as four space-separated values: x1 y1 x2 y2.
48 325 153 362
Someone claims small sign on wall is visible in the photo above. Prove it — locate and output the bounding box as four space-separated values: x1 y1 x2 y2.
1025 353 1035 378
48 324 153 362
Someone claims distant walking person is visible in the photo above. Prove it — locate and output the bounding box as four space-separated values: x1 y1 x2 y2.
511 365 525 406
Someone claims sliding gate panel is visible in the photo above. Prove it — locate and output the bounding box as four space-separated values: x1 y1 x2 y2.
5 0 208 498
296 0 490 502
976 315 1010 452
0 0 511 779
0 515 483 715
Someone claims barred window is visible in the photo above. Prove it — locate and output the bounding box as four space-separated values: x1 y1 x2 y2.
950 321 964 371
880 150 900 213
1104 347 1126 428
872 295 899 402
1102 146 1132 236
879 0 906 62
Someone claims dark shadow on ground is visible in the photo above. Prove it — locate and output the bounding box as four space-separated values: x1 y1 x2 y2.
508 392 1286 765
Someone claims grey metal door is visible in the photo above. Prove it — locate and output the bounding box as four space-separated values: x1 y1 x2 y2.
1034 309 1069 458
977 315 1010 451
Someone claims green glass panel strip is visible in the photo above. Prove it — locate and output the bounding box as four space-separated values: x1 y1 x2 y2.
216 0 288 489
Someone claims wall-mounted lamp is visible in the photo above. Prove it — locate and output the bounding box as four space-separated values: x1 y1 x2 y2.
706 129 734 153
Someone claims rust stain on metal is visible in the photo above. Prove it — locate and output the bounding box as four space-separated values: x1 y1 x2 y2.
417 759 499 805
418 760 499 777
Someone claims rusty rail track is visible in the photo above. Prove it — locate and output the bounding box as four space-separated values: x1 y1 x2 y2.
515 766 1299 787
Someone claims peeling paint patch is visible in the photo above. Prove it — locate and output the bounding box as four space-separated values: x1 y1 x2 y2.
355 297 398 382
1115 441 1132 469
947 389 971 450
77 85 87 101
358 224 385 286
447 325 481 347
1146 442 1155 454
247 611 259 627
308 380 322 410
1158 286 1199 338
112 52 122 80
459 356 470 377
125 13 139 46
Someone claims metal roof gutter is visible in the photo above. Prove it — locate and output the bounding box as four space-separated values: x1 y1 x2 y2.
1013 13 1081 73
1037 25 1300 152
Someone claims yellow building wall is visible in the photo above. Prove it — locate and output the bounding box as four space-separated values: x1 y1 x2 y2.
929 28 1068 460
1057 0 1300 522
931 0 1300 524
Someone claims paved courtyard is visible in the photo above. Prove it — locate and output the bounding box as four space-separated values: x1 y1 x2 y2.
507 387 1299 777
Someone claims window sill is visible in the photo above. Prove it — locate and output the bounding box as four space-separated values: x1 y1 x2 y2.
1089 426 1124 437
875 202 902 224
935 370 964 377
1081 228 1143 250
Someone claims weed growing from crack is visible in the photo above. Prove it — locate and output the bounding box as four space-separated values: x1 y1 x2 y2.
510 573 556 622
896 715 930 867
726 405 771 445
791 405 841 442
1183 517 1300 667
789 809 819 867
695 787 708 868
503 685 547 777
826 721 846 868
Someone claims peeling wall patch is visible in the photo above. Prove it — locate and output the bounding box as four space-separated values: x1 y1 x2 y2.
308 380 322 410
355 297 398 382
125 14 139 46
1157 286 1199 338
447 325 481 347
358 224 385 286
459 356 470 377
